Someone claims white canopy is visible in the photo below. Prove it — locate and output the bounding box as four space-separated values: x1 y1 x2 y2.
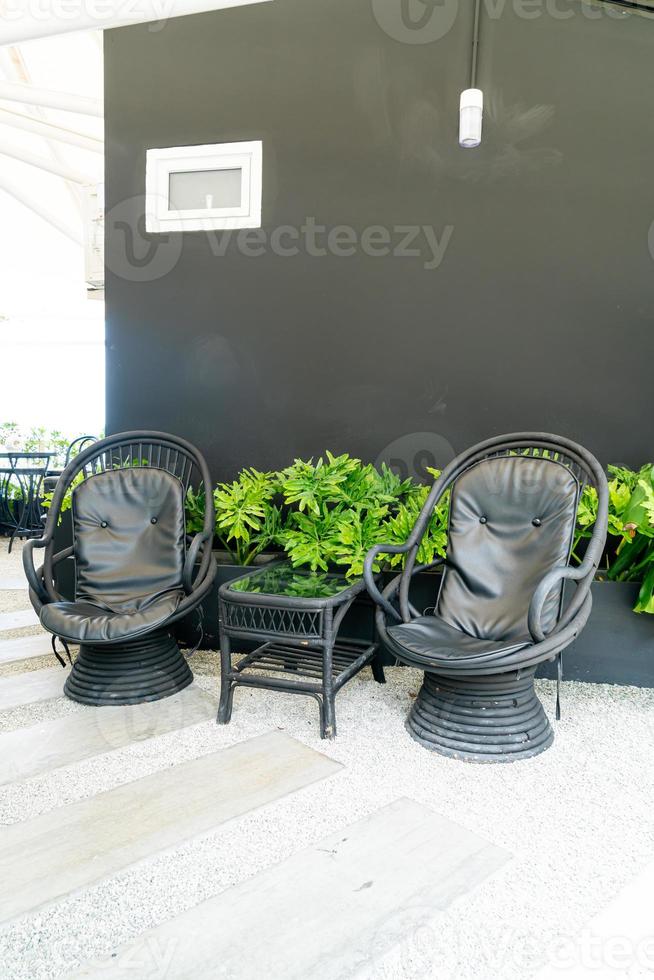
0 0 271 46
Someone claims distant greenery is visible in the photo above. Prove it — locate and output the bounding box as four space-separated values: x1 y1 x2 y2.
0 424 98 469
1 424 98 505
1 423 70 466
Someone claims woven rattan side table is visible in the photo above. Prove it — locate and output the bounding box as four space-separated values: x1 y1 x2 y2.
217 561 385 738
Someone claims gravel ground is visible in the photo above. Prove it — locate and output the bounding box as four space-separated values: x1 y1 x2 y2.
0 591 32 614
0 654 63 679
0 625 42 640
0 538 31 584
1 544 653 980
0 661 653 980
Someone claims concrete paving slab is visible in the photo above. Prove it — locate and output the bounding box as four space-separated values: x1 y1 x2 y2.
0 578 28 590
535 857 654 979
0 633 54 666
72 797 509 980
0 732 341 925
0 608 40 632
0 684 216 786
0 666 69 710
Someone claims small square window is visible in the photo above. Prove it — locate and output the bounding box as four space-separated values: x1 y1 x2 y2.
145 141 262 233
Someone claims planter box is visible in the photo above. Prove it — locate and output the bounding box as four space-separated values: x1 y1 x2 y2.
379 574 653 687
374 572 653 686
537 580 654 688
51 529 653 686
183 564 442 658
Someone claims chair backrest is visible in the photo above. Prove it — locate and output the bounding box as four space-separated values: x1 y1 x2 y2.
72 467 186 610
437 454 580 642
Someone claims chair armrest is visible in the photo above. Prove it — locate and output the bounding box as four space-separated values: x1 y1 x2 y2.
528 560 596 643
23 538 49 604
183 531 213 594
363 542 414 621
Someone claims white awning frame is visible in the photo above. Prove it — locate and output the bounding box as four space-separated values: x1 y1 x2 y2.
0 0 272 47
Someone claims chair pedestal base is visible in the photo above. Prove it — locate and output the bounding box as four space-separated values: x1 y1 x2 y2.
64 630 193 706
407 669 553 763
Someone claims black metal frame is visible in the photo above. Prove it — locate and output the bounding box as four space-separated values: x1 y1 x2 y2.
64 435 97 466
23 431 217 705
217 562 385 739
600 0 654 14
364 432 609 762
0 452 52 552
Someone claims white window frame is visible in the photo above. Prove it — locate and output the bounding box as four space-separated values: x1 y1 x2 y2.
145 140 262 233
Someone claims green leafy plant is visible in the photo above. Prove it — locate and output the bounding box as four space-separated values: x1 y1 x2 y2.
575 464 654 614
212 468 283 565
384 473 450 569
276 453 449 577
41 471 85 518
277 453 390 575
184 485 206 536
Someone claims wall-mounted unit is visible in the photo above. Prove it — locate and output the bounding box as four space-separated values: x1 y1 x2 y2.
83 182 105 295
145 140 262 233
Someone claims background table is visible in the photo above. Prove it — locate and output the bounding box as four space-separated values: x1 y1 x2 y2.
0 452 53 552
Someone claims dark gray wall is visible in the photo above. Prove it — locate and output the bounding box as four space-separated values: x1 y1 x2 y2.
104 0 654 480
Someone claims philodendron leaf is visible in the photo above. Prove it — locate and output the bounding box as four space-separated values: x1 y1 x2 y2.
608 478 632 516
621 484 654 539
608 535 650 582
634 561 654 614
637 477 654 534
212 468 280 564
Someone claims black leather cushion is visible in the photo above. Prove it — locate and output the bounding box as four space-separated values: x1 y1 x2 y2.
39 468 186 643
387 615 530 669
40 593 182 644
437 456 579 642
73 467 185 609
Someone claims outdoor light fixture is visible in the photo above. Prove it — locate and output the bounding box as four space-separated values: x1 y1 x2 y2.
459 88 483 148
459 0 483 149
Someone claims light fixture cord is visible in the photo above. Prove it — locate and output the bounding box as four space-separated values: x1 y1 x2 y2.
470 0 482 89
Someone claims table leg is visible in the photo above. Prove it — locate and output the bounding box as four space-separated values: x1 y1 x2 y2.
217 629 235 725
322 613 336 740
8 492 27 554
371 651 386 684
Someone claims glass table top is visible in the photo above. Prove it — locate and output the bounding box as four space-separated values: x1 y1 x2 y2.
229 562 356 600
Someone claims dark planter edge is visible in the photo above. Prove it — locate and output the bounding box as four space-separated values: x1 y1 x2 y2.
49 527 653 688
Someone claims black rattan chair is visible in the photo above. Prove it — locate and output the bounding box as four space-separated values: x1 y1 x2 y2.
24 431 216 706
364 433 608 763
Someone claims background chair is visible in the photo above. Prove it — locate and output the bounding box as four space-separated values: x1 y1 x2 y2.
364 433 608 763
24 431 216 706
